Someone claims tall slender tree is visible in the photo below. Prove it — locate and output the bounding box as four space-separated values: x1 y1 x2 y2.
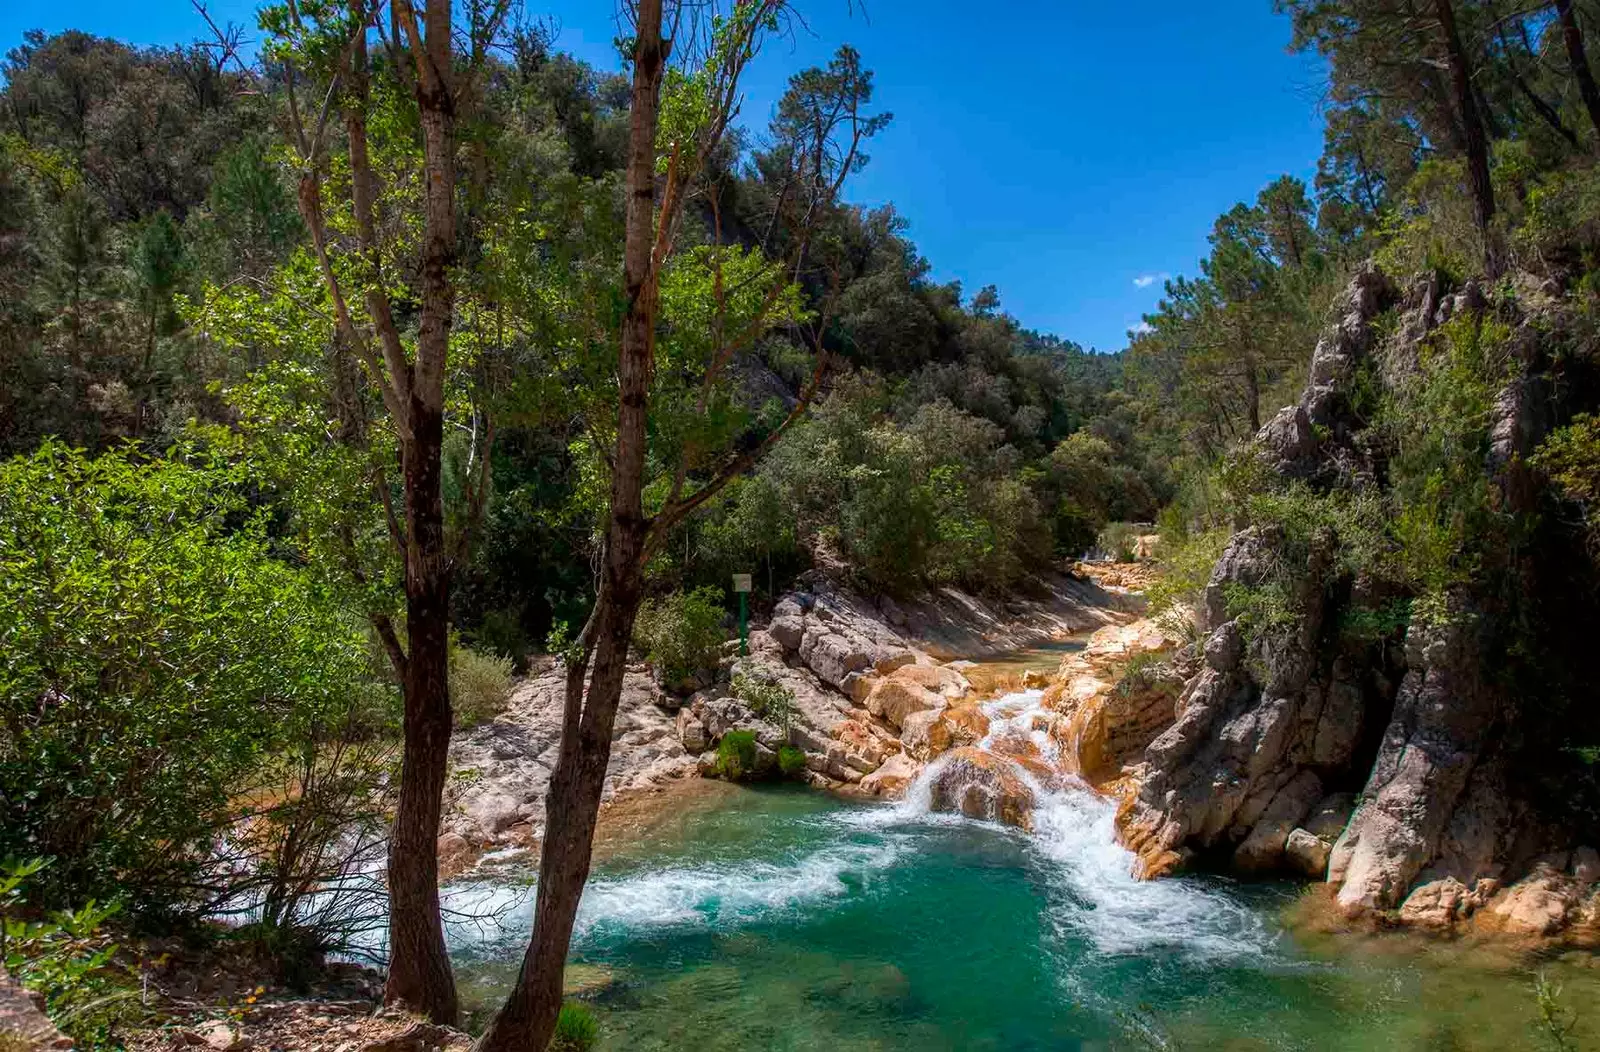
474 5 886 1047
255 0 510 1022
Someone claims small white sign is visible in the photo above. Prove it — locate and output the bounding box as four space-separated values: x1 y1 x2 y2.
732 573 753 593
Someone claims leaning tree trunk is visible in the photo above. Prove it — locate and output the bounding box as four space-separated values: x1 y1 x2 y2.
1555 0 1600 146
1434 0 1498 274
472 3 667 1048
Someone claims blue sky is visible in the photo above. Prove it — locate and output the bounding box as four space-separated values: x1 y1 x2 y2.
2 0 1327 351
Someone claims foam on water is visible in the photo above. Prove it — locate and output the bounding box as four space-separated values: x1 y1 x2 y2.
438 688 1276 974
442 835 906 958
886 688 1278 964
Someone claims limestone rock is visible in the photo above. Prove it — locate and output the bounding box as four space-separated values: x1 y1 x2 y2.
1234 771 1323 874
0 966 72 1050
767 616 804 652
676 708 709 754
926 748 1035 831
1489 864 1584 937
797 627 873 690
899 707 953 761
859 752 922 798
864 676 943 730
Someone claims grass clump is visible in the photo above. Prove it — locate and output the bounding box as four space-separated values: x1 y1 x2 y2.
549 1002 599 1052
714 730 759 781
777 744 808 778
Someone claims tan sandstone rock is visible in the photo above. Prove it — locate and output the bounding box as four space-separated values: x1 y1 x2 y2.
859 752 923 798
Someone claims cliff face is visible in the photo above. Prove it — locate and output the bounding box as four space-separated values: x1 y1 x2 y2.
1111 263 1600 940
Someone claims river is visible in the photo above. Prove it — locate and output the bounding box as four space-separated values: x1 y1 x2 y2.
435 682 1600 1051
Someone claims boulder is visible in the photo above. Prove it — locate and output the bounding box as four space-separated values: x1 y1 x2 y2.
900 708 953 761
0 965 72 1050
676 708 709 753
797 627 874 690
859 752 923 798
874 649 918 675
1234 771 1323 874
864 677 943 730
1489 864 1582 936
767 616 804 652
942 704 991 746
926 748 1035 831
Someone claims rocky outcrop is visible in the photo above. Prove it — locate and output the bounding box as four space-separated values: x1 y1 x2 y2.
443 662 699 853
1101 261 1600 944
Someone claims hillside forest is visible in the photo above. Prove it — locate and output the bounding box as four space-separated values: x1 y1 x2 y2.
4 0 1600 1048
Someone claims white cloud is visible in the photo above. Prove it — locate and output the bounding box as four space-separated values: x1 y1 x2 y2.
1132 272 1169 289
1130 321 1154 336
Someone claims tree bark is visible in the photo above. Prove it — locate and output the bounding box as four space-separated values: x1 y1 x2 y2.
1556 0 1600 145
1434 0 1498 274
472 3 667 1048
380 0 460 1024
383 400 458 1024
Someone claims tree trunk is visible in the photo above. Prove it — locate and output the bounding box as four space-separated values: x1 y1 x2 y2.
1556 0 1600 145
1434 0 1498 274
382 403 459 1024
472 3 667 1048
382 0 460 1024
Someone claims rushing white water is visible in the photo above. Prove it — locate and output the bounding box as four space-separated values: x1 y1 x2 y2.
890 688 1277 964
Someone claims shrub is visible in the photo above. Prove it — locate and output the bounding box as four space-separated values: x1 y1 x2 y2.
777 744 808 778
549 1002 600 1052
0 859 139 1047
714 730 759 781
732 669 796 731
1096 521 1141 562
634 587 728 687
451 641 514 730
0 442 390 916
1113 651 1168 699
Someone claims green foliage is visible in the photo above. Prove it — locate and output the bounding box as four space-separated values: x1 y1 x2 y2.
451 642 515 731
0 860 138 1048
714 730 759 781
1145 528 1229 641
0 442 390 916
549 1001 600 1052
1382 313 1514 602
733 669 795 731
634 587 728 688
1113 651 1169 699
777 745 808 779
1533 413 1600 549
1096 522 1142 562
1531 971 1579 1052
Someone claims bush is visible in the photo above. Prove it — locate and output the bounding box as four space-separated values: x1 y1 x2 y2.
0 859 139 1047
777 744 808 778
549 1002 599 1052
634 587 728 687
451 641 514 730
1096 521 1141 562
732 669 795 731
714 730 759 781
0 443 390 917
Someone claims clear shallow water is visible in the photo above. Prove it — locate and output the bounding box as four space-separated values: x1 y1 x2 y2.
444 775 1600 1052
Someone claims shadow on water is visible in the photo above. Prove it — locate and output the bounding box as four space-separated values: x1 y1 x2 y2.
448 778 1600 1052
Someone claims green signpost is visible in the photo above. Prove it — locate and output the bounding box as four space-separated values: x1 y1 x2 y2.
732 573 752 656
